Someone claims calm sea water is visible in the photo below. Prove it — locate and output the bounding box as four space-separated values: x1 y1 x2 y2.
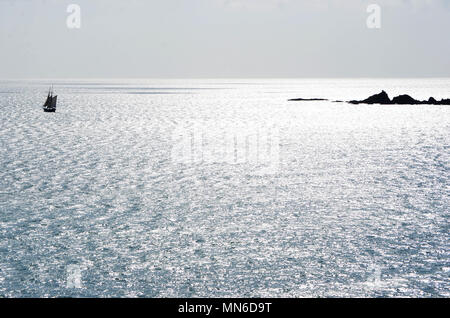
0 78 449 297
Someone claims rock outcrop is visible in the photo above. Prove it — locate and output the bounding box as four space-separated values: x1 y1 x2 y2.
349 90 391 105
289 91 450 105
391 94 421 104
287 98 328 101
348 91 450 105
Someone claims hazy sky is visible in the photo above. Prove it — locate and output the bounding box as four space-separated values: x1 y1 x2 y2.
0 0 449 78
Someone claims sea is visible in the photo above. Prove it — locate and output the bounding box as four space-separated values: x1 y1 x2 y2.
0 78 449 297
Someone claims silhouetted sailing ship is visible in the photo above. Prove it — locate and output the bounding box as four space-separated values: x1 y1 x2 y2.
43 86 57 112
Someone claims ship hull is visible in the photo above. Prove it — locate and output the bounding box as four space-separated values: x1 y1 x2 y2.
43 108 56 112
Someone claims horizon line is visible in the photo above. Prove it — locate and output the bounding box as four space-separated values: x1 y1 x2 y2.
1 76 450 81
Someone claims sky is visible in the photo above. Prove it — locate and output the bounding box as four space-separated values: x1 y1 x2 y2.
0 0 449 78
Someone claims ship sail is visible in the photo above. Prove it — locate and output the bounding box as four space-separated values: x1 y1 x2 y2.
44 93 52 107
50 95 57 108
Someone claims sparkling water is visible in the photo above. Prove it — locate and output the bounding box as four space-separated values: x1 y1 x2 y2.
0 78 449 297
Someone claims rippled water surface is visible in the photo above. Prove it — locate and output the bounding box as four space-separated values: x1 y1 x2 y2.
0 78 449 297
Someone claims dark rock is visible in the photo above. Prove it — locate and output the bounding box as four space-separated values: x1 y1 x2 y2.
349 90 391 104
348 91 450 105
391 94 421 105
290 91 450 105
288 98 328 101
438 99 450 105
428 97 437 104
